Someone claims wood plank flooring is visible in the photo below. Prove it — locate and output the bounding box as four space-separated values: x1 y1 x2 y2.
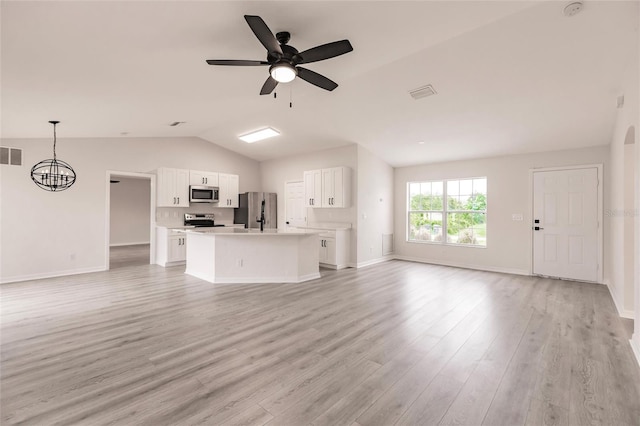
109 244 150 269
1 260 639 425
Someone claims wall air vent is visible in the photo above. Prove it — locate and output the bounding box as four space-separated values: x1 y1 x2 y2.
409 84 437 100
0 147 22 166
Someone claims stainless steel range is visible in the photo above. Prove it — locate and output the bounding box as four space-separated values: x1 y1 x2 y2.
184 213 224 227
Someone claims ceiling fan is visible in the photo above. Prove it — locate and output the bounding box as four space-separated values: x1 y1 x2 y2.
206 15 353 95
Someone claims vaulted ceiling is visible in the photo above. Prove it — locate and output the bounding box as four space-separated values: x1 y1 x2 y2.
1 1 637 166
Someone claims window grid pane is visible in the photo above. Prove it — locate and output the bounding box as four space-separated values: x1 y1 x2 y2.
408 178 486 246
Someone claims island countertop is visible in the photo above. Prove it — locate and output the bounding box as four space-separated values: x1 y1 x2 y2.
179 227 321 236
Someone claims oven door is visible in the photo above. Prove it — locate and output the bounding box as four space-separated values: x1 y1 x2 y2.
190 186 219 203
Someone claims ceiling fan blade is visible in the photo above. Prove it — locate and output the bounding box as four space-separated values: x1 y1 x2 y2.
298 40 353 64
206 59 269 66
244 15 283 56
296 67 338 91
260 76 279 95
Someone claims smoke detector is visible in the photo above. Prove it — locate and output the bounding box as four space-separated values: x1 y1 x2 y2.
409 84 437 100
563 2 583 17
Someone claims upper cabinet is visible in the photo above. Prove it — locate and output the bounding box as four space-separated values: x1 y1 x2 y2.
303 170 322 207
190 170 219 187
157 167 189 207
218 173 239 208
304 166 351 208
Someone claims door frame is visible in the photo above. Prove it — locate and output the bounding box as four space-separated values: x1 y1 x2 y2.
528 164 603 283
105 170 157 269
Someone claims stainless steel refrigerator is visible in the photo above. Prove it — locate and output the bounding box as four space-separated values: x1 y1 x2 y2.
234 192 277 229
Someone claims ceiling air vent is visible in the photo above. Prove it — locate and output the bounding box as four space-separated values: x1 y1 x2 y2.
409 84 437 100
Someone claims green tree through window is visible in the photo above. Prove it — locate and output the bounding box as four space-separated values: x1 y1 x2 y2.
408 178 487 246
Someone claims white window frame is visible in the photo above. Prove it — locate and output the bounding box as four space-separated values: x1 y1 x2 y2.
407 177 487 248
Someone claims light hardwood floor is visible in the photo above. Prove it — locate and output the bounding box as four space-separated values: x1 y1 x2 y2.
109 244 150 269
1 260 639 425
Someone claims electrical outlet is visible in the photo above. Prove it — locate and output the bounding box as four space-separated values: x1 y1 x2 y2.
236 259 243 267
70 253 76 261
512 213 524 221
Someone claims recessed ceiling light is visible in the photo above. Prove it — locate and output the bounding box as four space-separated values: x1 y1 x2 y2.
238 127 280 143
563 2 583 17
417 141 425 145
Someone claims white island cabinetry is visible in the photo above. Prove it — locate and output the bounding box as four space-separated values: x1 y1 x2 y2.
157 168 189 207
184 228 320 284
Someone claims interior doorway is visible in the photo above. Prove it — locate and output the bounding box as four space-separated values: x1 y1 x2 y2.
105 171 156 269
285 180 306 229
531 165 603 282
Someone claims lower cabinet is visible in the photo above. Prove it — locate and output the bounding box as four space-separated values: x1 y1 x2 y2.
318 229 350 269
156 227 187 267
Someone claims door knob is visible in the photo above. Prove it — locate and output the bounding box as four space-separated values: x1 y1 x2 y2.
534 226 544 231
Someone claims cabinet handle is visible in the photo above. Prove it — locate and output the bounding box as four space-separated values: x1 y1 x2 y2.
173 197 176 204
177 197 180 204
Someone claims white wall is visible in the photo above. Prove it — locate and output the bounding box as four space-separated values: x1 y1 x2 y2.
356 145 394 266
394 146 610 276
0 136 261 283
607 32 639 319
259 145 358 264
109 177 150 246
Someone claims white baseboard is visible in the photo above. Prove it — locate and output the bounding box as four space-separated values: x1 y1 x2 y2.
393 255 530 276
109 241 150 247
355 255 395 269
630 336 640 367
0 266 106 285
605 280 635 319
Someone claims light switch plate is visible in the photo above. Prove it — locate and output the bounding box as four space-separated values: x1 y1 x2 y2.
512 213 524 221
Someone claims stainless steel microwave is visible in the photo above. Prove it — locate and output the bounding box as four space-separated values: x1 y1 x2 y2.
189 185 219 203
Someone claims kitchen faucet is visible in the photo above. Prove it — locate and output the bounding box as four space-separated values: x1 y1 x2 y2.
256 199 266 232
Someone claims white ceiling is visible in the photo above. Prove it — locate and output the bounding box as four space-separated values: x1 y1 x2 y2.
1 1 637 167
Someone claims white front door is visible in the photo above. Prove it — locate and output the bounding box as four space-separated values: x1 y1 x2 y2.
285 181 306 228
532 167 599 282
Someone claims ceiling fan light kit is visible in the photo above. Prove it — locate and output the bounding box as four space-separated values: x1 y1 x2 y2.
206 15 353 95
270 63 297 83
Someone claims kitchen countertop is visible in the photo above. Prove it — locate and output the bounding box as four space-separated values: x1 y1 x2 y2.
291 222 352 230
181 227 321 236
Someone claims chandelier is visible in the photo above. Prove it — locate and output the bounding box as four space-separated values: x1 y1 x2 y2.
30 121 76 191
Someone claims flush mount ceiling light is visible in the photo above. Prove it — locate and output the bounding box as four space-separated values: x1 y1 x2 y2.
269 62 297 83
238 127 280 143
30 121 77 192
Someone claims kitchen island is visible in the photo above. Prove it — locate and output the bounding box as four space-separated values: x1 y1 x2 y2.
183 227 321 284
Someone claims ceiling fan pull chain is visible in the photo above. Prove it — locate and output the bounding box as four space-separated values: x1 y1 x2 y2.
290 85 293 108
273 91 277 99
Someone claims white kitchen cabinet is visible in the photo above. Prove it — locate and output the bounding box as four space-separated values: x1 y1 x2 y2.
318 229 350 269
321 167 351 208
303 170 322 207
157 168 189 207
189 170 218 186
156 227 187 266
304 167 351 208
218 173 239 208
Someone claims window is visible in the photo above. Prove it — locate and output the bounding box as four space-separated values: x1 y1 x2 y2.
408 177 487 246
